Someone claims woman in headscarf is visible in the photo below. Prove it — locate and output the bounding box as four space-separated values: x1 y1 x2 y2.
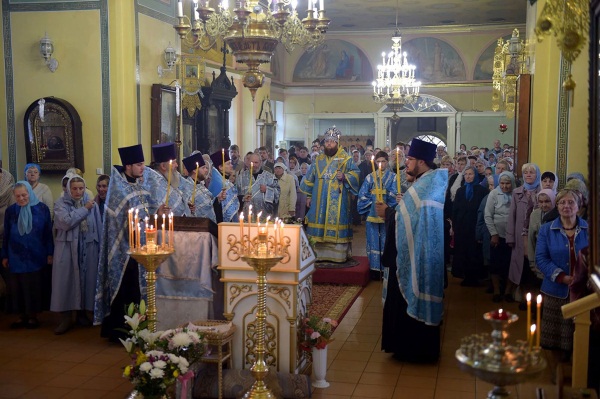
451 166 489 286
1 181 54 328
51 175 102 334
24 163 54 219
528 189 556 279
484 172 516 302
0 168 15 248
476 174 499 291
505 163 541 306
541 171 558 193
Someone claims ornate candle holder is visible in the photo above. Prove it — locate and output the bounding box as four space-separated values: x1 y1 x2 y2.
455 310 546 399
128 211 175 333
226 218 291 399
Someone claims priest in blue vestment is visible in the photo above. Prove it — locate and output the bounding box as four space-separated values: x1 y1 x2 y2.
300 126 360 263
182 152 216 223
376 138 448 363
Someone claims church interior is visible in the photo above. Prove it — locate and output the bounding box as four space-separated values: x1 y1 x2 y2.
0 0 599 398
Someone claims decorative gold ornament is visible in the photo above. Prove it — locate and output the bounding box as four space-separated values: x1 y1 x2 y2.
492 29 528 119
535 0 588 63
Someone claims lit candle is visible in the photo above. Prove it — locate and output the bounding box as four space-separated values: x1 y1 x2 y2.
166 160 173 206
257 211 263 240
177 0 184 17
274 217 279 246
526 292 531 339
279 220 284 247
131 221 135 250
128 209 133 249
222 149 226 183
319 0 324 10
154 214 158 230
248 205 252 242
162 214 166 247
137 223 141 249
529 324 536 351
248 162 253 194
169 212 174 249
370 155 378 199
191 162 199 205
536 294 542 347
239 213 244 249
396 146 401 194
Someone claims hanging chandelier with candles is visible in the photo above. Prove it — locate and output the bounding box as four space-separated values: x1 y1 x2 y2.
174 0 330 100
371 28 421 119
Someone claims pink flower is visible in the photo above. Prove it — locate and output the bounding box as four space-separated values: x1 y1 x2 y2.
310 331 321 340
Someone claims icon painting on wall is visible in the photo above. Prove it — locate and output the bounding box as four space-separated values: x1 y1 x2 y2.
401 37 466 83
473 34 513 81
293 39 373 83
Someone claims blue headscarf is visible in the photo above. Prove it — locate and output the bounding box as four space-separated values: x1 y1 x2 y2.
463 166 476 201
495 171 516 205
15 180 40 235
522 163 541 191
24 163 41 178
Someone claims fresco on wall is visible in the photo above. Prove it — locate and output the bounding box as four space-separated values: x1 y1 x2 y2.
474 34 512 80
402 37 466 83
293 39 373 82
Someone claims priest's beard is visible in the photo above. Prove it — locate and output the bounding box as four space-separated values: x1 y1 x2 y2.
324 146 338 157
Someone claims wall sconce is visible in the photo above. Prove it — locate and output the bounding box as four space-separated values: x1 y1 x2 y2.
39 33 58 72
157 43 178 77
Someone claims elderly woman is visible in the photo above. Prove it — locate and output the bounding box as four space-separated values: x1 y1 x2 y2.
484 172 516 302
0 169 15 247
51 175 102 334
536 189 588 359
24 163 54 219
505 163 541 303
451 166 488 286
1 181 54 328
528 189 556 278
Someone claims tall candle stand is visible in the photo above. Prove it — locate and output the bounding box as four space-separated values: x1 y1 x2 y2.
127 211 175 333
455 310 546 399
227 217 291 399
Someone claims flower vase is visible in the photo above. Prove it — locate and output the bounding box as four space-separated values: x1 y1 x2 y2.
312 346 330 388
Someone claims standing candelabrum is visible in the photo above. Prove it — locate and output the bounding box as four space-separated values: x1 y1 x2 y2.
127 208 176 333
226 207 291 399
455 309 546 399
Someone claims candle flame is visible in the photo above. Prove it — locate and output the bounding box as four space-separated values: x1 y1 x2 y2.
526 292 531 302
530 324 536 333
537 294 542 304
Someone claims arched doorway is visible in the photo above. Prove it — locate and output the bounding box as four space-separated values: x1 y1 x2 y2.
375 94 457 154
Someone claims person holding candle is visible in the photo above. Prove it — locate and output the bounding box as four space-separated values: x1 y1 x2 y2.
374 138 447 363
51 175 102 334
209 150 239 222
182 152 216 223
95 144 162 342
357 151 398 280
150 142 192 216
236 153 280 219
536 189 588 360
299 126 360 263
273 162 296 220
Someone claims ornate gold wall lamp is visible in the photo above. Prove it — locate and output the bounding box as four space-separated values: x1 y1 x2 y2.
535 0 589 103
173 0 330 100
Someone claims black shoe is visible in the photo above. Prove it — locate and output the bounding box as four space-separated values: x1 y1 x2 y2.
492 294 502 303
10 319 26 329
26 318 40 329
504 294 515 303
460 279 481 287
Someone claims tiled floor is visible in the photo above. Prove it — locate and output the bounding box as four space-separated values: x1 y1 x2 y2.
0 224 558 398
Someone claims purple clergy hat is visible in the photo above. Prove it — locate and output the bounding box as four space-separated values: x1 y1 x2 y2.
407 138 436 162
182 152 205 173
209 149 231 169
152 142 177 163
118 144 145 166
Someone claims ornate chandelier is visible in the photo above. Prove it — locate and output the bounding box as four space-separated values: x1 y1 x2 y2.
372 29 421 119
174 0 330 100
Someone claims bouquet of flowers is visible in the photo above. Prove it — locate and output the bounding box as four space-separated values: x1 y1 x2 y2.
299 315 338 351
123 349 189 397
120 301 207 397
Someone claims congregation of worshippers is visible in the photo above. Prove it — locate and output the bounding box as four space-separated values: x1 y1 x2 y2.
0 131 591 367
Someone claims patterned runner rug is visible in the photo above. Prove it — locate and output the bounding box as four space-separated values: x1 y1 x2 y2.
309 283 363 326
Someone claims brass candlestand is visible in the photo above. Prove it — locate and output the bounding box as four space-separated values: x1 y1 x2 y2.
227 218 291 399
128 223 174 333
456 310 546 399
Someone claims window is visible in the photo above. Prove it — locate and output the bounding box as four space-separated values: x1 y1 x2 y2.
412 134 446 148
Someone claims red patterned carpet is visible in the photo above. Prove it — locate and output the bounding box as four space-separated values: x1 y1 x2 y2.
312 255 370 286
309 283 363 326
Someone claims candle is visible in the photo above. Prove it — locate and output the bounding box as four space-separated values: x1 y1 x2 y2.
128 209 133 249
137 223 141 249
490 308 508 320
248 162 253 194
526 292 531 339
191 162 199 205
162 214 166 247
131 221 135 250
154 214 158 230
274 217 279 246
177 0 184 17
239 213 244 249
370 156 378 199
248 205 252 243
279 220 284 247
319 0 324 10
396 146 401 194
169 213 174 249
222 149 226 183
536 294 542 347
257 211 263 239
166 160 173 206
529 324 536 351
378 161 383 202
